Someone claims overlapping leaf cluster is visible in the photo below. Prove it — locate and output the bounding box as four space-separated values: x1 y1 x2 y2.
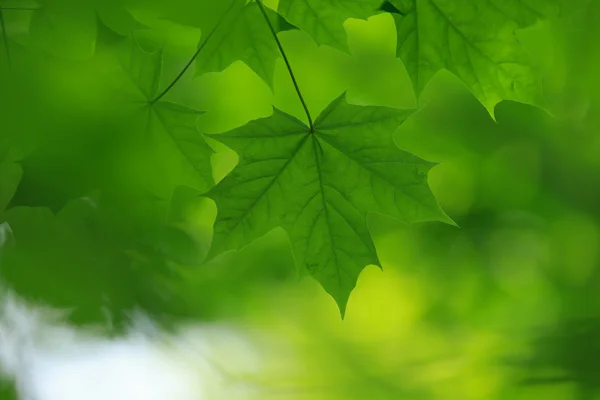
0 0 557 320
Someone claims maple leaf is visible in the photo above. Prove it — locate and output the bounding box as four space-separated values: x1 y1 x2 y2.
147 0 295 90
0 199 197 328
388 0 558 116
194 0 285 88
8 34 214 215
205 94 451 313
277 0 383 53
116 33 215 202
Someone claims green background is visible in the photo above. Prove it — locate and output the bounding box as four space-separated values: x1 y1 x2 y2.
1 0 600 398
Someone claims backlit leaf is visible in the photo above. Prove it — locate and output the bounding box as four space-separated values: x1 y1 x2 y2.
389 0 558 115
206 94 451 312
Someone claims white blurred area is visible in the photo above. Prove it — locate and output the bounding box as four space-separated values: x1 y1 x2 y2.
0 289 274 400
0 219 295 400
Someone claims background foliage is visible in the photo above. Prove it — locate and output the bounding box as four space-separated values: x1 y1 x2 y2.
1 0 600 398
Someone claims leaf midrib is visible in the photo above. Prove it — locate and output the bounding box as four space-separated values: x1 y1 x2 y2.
311 134 343 291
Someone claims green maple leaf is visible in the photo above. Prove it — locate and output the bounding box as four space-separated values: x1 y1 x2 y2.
388 0 558 116
205 94 451 312
117 34 215 200
0 199 194 327
277 0 383 52
139 0 298 87
9 34 214 214
194 0 284 87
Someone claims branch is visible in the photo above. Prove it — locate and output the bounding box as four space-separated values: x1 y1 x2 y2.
151 0 238 104
256 0 314 132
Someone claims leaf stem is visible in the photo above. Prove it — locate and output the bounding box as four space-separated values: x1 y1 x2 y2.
256 0 314 132
0 9 11 69
151 0 238 104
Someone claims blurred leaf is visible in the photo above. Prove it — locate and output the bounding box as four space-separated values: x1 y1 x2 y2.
97 2 139 37
9 117 121 212
1 203 141 326
28 0 139 58
117 34 215 196
29 0 96 58
146 224 205 266
0 196 210 329
10 34 215 213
